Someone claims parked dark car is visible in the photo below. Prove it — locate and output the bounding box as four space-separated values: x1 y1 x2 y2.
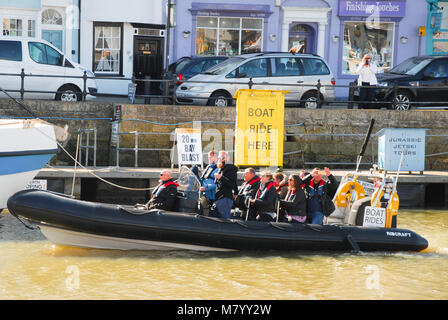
160 56 228 100
375 55 448 110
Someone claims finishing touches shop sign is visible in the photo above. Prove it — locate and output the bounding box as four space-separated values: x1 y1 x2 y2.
339 0 406 17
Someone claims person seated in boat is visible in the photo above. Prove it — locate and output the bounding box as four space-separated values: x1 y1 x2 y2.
233 167 260 220
273 172 288 200
211 151 239 219
248 170 278 222
279 174 307 223
199 150 219 216
145 169 179 211
301 167 338 224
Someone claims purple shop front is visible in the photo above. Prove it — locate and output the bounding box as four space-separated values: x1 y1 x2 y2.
165 0 427 100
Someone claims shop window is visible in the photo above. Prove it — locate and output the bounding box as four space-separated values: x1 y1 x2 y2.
93 23 122 75
196 16 263 56
433 2 448 53
3 19 22 36
342 21 394 75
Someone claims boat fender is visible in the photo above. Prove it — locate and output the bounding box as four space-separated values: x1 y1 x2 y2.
334 181 366 210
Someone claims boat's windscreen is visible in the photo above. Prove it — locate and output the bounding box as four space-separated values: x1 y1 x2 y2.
177 166 201 193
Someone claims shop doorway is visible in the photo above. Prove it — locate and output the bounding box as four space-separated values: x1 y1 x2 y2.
288 24 316 54
133 36 164 95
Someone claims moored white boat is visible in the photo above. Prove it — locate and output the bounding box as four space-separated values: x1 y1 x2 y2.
0 119 58 209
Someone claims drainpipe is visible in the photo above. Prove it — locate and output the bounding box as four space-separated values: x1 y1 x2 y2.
78 0 81 63
165 0 172 73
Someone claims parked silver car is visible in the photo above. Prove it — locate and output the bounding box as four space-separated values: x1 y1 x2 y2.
175 52 335 108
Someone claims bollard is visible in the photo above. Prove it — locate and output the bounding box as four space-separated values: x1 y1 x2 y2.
20 68 25 100
82 71 87 102
348 81 355 109
316 79 322 109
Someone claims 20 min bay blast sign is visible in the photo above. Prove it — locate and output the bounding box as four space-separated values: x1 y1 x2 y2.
176 128 203 166
234 89 288 167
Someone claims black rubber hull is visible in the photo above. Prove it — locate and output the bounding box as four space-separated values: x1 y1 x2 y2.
7 190 429 252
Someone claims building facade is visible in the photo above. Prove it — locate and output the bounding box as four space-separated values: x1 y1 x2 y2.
0 0 166 95
79 0 165 95
1 0 430 98
0 0 79 62
168 0 428 98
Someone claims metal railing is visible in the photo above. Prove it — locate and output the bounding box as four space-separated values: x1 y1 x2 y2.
112 120 448 169
78 128 97 167
2 69 448 109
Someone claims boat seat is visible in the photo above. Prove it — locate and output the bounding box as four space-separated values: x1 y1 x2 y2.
175 191 199 213
348 196 372 226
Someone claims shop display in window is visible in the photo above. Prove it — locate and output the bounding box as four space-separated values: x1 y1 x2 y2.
342 21 394 75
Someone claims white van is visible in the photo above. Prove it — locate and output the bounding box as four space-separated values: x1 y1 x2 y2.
0 37 97 101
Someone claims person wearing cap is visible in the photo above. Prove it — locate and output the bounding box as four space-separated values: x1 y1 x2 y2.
212 151 238 219
356 54 378 109
145 169 179 211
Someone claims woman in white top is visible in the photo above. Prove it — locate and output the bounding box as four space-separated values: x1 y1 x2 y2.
356 54 378 109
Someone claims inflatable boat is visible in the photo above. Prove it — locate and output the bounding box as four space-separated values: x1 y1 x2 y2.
7 189 428 253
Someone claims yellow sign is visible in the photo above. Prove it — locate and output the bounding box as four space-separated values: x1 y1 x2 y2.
234 89 288 167
419 26 426 37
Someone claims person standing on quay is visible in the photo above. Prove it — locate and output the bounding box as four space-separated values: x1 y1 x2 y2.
356 54 378 109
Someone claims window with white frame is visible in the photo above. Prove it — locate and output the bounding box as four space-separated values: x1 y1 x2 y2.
196 16 263 56
93 23 122 74
41 9 63 25
28 20 36 37
3 18 22 36
342 21 394 75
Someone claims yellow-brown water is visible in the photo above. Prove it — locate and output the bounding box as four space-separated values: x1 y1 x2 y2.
1 209 447 300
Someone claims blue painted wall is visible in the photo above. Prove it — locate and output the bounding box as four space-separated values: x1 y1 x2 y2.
0 0 41 9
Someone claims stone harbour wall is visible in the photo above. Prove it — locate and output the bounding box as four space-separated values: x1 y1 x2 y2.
1 99 447 170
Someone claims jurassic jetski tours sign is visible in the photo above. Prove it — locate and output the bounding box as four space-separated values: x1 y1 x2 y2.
234 89 288 167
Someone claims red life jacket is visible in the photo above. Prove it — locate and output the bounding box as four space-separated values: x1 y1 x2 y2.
153 180 179 197
256 181 275 199
248 176 261 186
309 179 325 198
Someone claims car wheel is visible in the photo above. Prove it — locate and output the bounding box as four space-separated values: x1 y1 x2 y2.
56 85 81 102
391 91 412 110
301 92 321 109
208 92 232 107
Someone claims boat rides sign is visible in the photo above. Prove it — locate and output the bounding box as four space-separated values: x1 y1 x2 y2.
363 206 387 228
234 89 287 167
